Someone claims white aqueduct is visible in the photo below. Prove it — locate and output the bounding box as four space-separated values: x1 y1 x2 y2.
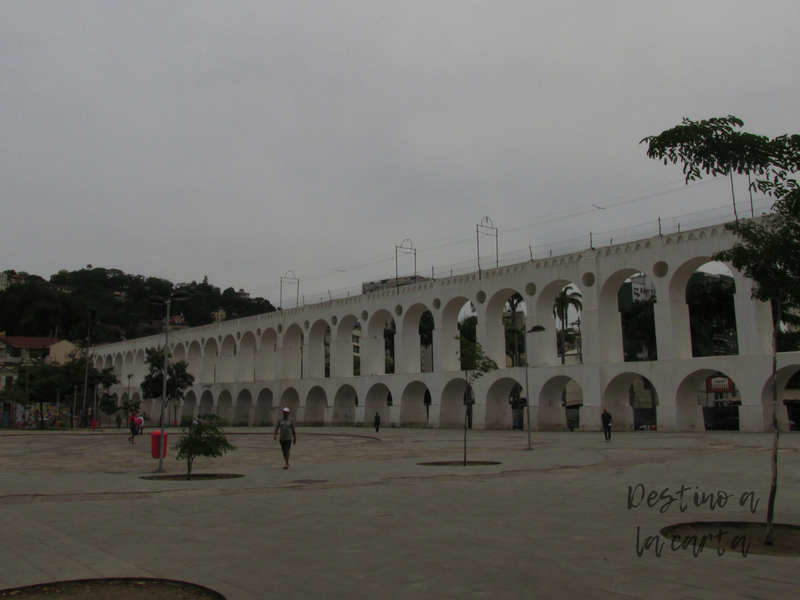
94 221 800 433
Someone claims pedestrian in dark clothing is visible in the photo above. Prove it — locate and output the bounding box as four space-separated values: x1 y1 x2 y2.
374 412 381 433
601 408 612 441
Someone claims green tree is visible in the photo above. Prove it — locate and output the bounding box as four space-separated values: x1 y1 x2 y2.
24 361 68 429
140 347 195 426
455 335 498 465
383 319 395 374
504 293 525 367
643 115 800 545
0 386 30 427
553 286 582 364
685 274 738 357
620 297 658 361
174 414 237 479
457 314 477 367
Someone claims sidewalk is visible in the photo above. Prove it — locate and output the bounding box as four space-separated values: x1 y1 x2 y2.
1 428 799 599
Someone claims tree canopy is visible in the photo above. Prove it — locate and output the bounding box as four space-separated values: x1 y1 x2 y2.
641 115 800 205
0 267 277 344
643 115 800 546
174 414 237 479
140 347 196 412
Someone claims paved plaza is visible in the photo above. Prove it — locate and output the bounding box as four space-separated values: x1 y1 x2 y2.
1 426 799 599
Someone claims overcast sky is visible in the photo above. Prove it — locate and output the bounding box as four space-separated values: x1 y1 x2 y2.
2 1 797 305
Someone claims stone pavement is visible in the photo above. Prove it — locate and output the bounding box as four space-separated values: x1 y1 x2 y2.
1 426 799 599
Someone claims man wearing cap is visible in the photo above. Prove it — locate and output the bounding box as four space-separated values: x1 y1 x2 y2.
273 408 296 469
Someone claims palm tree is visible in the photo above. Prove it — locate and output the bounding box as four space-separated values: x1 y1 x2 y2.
504 293 525 367
553 286 583 364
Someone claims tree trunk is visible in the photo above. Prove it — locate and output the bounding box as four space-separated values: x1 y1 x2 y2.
464 407 468 466
764 300 781 545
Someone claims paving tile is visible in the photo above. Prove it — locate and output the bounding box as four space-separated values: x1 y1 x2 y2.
2 429 800 600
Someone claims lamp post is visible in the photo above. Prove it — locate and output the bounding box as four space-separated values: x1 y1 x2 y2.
81 309 96 428
149 291 190 473
524 325 546 451
571 317 582 363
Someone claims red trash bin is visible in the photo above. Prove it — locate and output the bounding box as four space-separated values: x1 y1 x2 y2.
151 431 168 459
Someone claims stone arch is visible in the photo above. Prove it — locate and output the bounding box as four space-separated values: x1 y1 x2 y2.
485 288 526 368
397 302 434 374
440 296 470 371
282 324 304 380
237 332 257 382
761 365 800 432
113 354 123 376
217 335 237 383
280 388 300 420
122 350 135 381
364 309 394 376
257 328 278 380
199 389 214 416
538 375 580 431
305 385 327 426
307 319 331 379
217 389 233 423
485 376 524 430
133 349 147 382
685 263 738 358
183 390 198 420
603 373 658 432
255 388 274 426
234 389 253 426
364 383 391 426
536 279 582 367
172 343 186 363
333 384 358 425
202 338 219 384
187 341 202 383
333 314 359 378
399 380 430 427
440 377 468 428
600 269 657 363
675 369 741 431
667 257 738 360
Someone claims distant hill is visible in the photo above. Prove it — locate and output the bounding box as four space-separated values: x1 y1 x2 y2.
0 267 276 345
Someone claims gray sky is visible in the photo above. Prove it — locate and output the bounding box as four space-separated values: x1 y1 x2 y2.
2 1 797 306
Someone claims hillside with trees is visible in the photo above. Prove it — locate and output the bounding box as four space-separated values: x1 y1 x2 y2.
0 267 276 344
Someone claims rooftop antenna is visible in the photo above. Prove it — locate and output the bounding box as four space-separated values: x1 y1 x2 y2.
280 271 299 311
395 239 416 294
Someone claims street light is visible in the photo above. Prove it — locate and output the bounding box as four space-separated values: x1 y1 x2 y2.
148 291 190 473
524 324 546 451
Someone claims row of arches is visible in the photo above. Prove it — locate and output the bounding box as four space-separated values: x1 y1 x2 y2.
116 361 800 433
94 223 793 432
100 262 761 388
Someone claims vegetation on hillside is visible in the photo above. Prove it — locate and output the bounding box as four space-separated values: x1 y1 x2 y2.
0 267 276 344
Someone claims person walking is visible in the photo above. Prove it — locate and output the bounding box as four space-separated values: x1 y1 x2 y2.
374 412 381 433
115 414 122 430
136 413 144 437
273 408 296 469
601 408 612 442
127 412 138 444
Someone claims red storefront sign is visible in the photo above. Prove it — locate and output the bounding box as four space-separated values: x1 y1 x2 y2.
706 376 735 393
